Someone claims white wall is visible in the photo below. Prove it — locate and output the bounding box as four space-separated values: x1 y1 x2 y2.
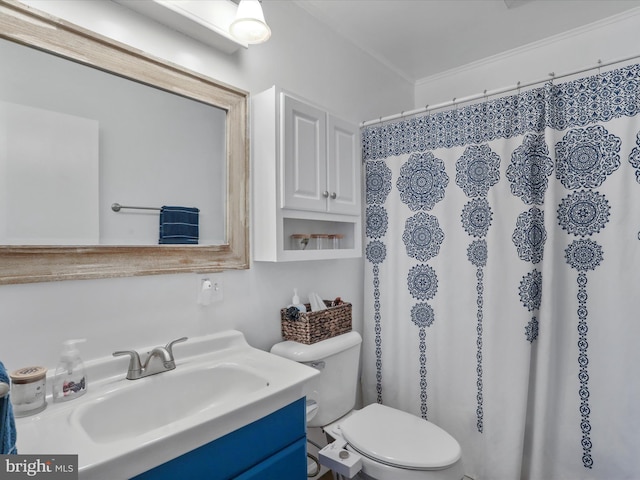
415 8 640 111
0 0 413 371
8 0 638 397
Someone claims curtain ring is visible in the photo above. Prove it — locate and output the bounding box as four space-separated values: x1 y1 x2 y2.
596 59 603 89
482 89 490 130
517 81 521 95
548 72 555 84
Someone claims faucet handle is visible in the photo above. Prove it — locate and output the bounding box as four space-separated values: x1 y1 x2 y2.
113 350 142 374
165 337 188 358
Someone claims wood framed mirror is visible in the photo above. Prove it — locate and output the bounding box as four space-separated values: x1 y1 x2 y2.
0 0 249 284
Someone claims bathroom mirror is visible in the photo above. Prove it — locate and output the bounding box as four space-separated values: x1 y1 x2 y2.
0 1 249 284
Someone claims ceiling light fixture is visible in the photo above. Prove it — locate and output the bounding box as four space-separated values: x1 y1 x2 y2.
229 0 271 45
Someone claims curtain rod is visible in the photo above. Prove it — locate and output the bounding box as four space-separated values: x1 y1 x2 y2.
360 52 640 128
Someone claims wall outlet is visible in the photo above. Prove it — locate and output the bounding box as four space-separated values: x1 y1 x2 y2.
197 274 223 305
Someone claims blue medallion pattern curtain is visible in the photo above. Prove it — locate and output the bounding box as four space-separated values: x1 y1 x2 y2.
362 63 640 480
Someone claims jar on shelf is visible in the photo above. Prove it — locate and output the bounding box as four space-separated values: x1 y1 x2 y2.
328 234 344 249
290 234 310 250
311 234 330 250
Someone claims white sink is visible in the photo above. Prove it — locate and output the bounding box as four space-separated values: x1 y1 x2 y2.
15 330 318 480
74 363 270 443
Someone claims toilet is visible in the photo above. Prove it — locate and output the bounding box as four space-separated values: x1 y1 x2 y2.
270 331 464 480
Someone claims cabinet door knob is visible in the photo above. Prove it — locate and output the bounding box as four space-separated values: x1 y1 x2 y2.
330 192 337 199
323 191 329 198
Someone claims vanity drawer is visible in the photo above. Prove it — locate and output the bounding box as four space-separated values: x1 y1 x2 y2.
132 397 306 480
233 437 306 479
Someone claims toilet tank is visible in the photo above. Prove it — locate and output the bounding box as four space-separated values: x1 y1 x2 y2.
270 331 362 427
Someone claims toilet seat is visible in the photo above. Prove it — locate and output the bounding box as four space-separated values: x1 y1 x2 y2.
339 403 461 470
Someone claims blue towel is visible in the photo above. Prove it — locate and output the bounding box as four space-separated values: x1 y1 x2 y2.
158 206 199 244
0 362 17 454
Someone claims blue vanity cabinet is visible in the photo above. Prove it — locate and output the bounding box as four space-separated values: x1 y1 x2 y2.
132 398 307 480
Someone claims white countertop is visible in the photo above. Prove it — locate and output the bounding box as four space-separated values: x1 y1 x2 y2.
15 330 318 479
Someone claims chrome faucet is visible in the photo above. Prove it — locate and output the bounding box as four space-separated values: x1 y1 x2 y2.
113 337 188 380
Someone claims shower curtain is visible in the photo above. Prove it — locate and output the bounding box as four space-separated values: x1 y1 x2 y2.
361 63 640 480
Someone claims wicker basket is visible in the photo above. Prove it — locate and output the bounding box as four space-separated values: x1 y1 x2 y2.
280 300 352 344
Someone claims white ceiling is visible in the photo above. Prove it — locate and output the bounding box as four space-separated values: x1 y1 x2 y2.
293 0 640 83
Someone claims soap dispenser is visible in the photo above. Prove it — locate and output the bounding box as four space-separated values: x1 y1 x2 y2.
53 339 87 403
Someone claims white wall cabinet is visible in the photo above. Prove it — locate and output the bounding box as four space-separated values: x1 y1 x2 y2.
252 86 362 262
282 94 360 215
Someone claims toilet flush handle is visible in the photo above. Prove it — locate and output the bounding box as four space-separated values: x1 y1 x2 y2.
306 360 325 370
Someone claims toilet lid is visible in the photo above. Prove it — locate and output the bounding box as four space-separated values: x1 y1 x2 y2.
340 403 461 470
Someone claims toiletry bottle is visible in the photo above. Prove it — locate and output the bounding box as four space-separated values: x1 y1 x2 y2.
53 339 87 403
291 289 306 312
